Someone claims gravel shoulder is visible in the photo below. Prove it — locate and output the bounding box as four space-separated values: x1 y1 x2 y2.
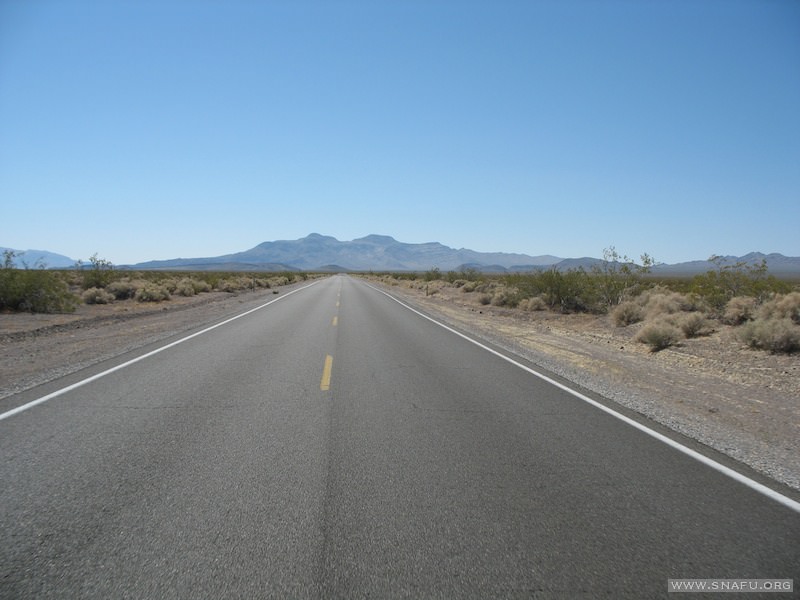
1 275 798 492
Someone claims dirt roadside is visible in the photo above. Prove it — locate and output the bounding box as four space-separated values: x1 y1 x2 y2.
1 275 798 492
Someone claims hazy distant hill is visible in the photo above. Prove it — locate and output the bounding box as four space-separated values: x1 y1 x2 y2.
650 252 800 277
129 237 800 274
133 234 563 272
4 237 799 275
1 248 76 269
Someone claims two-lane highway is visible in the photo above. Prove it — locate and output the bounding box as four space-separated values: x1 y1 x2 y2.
1 275 798 598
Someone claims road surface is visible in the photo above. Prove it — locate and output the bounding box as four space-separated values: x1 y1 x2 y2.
1 275 798 598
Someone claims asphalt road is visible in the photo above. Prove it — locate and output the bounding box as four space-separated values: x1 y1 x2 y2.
1 275 798 598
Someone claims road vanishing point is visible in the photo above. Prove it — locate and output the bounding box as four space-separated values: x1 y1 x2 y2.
1 275 798 598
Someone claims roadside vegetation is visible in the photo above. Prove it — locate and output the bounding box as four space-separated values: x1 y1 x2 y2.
367 249 800 355
1 250 318 315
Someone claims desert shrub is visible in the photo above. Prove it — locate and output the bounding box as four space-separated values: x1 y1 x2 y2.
461 281 478 293
173 278 197 297
635 320 681 351
590 247 654 308
676 312 713 338
478 294 492 305
216 279 235 292
80 254 115 290
82 287 115 304
0 262 77 313
536 269 598 313
519 296 547 311
643 291 684 318
135 284 170 302
612 300 644 326
216 277 254 292
757 292 800 324
491 288 519 308
192 278 212 293
678 293 710 313
423 267 441 282
722 296 757 325
739 318 800 354
269 276 290 288
107 279 139 300
690 256 791 311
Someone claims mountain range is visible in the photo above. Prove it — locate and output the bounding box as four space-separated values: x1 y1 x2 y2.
4 235 800 276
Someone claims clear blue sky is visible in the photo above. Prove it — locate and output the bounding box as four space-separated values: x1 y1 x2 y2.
2 0 798 265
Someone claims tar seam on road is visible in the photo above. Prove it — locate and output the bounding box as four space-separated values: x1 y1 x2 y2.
365 282 800 515
0 281 320 422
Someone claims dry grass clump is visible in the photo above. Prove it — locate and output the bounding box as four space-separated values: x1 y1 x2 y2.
107 279 140 300
757 292 800 324
635 319 682 351
134 284 170 302
739 318 800 354
627 289 712 349
722 296 757 325
675 312 714 338
491 288 519 307
611 300 644 326
640 289 696 318
81 287 115 304
614 288 704 328
171 277 212 297
731 292 800 354
519 296 547 311
215 277 251 292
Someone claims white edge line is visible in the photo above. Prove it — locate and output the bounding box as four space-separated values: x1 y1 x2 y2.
0 281 319 422
365 282 800 515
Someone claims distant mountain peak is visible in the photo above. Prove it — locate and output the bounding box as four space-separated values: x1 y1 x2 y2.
354 234 398 245
119 236 800 275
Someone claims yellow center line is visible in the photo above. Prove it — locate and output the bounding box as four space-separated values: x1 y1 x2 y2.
332 316 338 327
320 355 333 391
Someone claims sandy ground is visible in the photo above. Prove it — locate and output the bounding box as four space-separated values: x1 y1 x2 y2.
1 276 798 492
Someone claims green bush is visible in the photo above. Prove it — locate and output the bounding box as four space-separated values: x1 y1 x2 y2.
591 247 654 309
0 252 77 313
690 256 791 312
80 254 115 290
